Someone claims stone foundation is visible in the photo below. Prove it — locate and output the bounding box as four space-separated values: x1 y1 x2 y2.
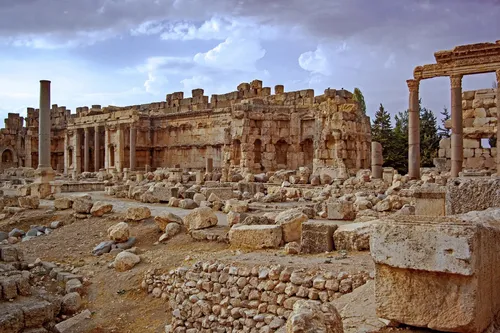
142 261 371 332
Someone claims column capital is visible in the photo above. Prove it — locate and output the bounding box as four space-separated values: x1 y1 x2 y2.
83 127 89 133
406 79 420 93
450 74 463 89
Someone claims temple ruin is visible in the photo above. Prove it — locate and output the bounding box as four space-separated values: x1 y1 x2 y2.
0 80 371 179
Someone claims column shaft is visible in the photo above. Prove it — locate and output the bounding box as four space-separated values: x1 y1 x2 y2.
38 80 52 168
83 128 90 172
94 126 100 171
104 127 109 170
63 132 68 175
116 125 123 172
496 70 500 174
130 125 136 171
450 75 463 178
407 79 420 179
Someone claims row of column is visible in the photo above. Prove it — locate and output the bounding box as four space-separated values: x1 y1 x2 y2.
65 124 137 174
408 69 500 179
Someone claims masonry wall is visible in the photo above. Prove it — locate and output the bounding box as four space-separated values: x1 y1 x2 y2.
438 88 497 171
142 261 371 332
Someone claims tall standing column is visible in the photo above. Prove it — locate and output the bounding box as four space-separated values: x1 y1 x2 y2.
94 126 100 171
63 132 68 175
36 80 54 182
450 75 463 178
116 125 124 172
83 127 90 172
407 79 420 179
496 70 500 174
104 126 109 170
129 124 136 171
75 130 82 173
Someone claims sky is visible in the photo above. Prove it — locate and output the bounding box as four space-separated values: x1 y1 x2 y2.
0 0 499 124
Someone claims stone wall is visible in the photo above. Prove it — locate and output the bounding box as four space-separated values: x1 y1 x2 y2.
438 88 497 171
0 79 371 176
142 261 371 332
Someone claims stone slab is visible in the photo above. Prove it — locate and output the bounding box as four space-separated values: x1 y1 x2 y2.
300 221 338 254
446 177 500 215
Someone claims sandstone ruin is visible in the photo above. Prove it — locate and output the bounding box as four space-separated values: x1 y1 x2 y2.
0 41 499 333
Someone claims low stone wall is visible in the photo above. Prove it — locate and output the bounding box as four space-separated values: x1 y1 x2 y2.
142 261 371 332
59 182 106 193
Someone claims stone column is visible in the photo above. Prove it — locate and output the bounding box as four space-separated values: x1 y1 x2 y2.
496 70 500 174
63 132 68 175
104 126 109 170
407 79 420 179
371 141 383 179
129 124 136 171
75 129 82 173
36 80 54 181
83 127 90 172
94 126 100 172
450 75 463 178
116 125 124 172
26 134 32 168
206 157 213 173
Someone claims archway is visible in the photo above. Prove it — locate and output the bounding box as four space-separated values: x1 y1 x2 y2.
2 149 13 163
254 139 262 164
275 139 289 166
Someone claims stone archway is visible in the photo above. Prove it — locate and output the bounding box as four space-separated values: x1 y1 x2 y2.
0 148 16 170
2 149 13 163
301 138 314 168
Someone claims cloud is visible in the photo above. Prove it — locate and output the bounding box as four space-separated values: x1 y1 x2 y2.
193 37 266 71
180 75 213 92
384 53 396 69
298 45 331 76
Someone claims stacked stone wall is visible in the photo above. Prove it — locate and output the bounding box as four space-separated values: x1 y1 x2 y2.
142 261 372 332
438 88 497 170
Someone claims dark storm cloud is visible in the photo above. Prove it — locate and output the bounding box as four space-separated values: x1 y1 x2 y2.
1 0 498 48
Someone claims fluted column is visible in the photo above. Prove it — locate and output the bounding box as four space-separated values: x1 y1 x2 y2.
94 126 100 171
407 79 420 179
83 127 90 172
129 125 136 171
450 75 463 177
496 70 500 174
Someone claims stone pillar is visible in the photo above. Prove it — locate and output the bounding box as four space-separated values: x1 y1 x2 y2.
450 75 463 178
407 79 420 179
94 126 100 172
63 132 68 175
83 127 90 172
26 134 32 168
116 125 124 172
35 80 54 182
75 129 82 174
496 70 500 174
104 126 109 170
206 157 213 173
371 141 383 179
129 125 136 171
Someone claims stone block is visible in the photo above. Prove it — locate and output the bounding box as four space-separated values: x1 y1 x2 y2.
301 221 338 254
275 209 308 242
229 225 282 249
149 187 179 202
413 186 446 216
333 221 375 251
327 200 355 220
463 138 479 149
371 212 500 333
446 177 500 215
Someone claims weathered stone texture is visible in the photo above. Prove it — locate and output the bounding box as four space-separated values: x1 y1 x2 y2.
446 177 500 215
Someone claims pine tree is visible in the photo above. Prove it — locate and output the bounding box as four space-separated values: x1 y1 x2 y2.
391 110 409 174
371 103 392 149
353 88 366 115
438 107 451 138
419 101 440 167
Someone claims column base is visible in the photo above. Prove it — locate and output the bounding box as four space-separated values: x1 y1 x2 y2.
34 166 55 183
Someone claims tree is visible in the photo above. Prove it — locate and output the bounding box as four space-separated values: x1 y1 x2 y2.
353 88 366 115
419 103 440 167
438 107 451 138
371 103 392 149
391 110 409 174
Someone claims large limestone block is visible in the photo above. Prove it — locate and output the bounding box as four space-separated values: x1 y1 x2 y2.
413 186 446 216
446 177 500 215
229 224 282 249
54 197 72 210
90 201 113 217
223 199 249 213
108 222 130 243
72 197 93 214
327 200 355 220
149 186 179 202
285 299 343 333
301 221 338 254
334 221 375 251
154 212 183 231
114 251 141 272
183 207 218 231
275 209 308 242
126 206 151 221
18 195 40 209
371 213 500 333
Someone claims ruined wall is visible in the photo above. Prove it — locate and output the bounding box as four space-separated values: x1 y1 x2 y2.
438 89 497 171
142 261 371 332
0 79 372 175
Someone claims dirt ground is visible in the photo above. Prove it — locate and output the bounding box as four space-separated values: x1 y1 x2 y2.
1 194 375 333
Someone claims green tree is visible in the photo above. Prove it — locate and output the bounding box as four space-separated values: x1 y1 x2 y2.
390 110 409 174
353 88 366 115
420 103 440 167
438 107 450 138
371 103 392 149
